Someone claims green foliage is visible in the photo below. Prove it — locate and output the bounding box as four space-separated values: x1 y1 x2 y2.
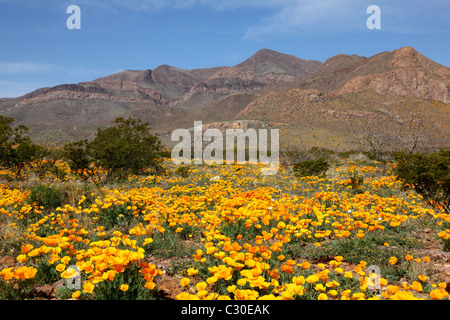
30 148 57 180
158 147 172 158
143 228 193 259
53 285 78 300
98 202 140 230
63 117 164 186
442 238 450 253
30 148 65 180
220 219 256 243
293 158 329 178
28 184 63 209
175 166 190 178
287 231 417 282
91 117 163 178
35 258 61 285
394 149 450 210
62 139 97 182
348 172 364 192
49 164 68 181
0 115 15 145
337 150 359 159
0 116 48 179
0 278 36 300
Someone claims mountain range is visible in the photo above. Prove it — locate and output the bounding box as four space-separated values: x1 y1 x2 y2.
0 46 448 151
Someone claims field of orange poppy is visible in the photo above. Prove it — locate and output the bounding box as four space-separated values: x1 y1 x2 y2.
0 159 449 300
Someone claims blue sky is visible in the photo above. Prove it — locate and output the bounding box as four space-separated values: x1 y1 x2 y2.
0 0 449 98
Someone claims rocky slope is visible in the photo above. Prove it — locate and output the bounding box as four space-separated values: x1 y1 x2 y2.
0 49 321 135
294 46 450 103
0 46 448 150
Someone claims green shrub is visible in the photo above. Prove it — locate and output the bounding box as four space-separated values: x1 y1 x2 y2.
98 202 140 230
337 150 359 159
293 158 329 178
49 162 68 181
29 184 63 209
442 238 450 253
349 172 364 191
175 166 190 178
0 115 48 180
63 117 164 186
143 230 189 259
394 149 450 210
35 258 61 285
0 278 36 300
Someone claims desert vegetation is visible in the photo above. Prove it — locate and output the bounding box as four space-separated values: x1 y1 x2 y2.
0 116 449 300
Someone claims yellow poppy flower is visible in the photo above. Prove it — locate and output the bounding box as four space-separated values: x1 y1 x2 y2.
180 277 190 287
83 282 95 294
196 282 207 291
317 293 328 300
55 264 66 272
418 275 428 282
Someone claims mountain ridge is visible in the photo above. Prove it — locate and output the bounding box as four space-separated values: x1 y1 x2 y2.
0 46 449 150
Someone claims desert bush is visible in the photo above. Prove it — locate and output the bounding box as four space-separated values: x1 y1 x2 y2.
97 202 140 230
280 145 335 167
63 117 164 186
28 184 63 209
175 166 190 178
293 158 329 178
394 149 450 211
0 278 36 300
0 116 47 179
62 139 94 182
348 172 364 191
337 150 359 159
49 165 68 181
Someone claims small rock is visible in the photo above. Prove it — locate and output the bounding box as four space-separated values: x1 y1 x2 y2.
36 284 54 296
54 279 65 291
0 256 15 266
444 265 450 276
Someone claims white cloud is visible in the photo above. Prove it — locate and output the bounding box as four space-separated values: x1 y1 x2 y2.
244 0 367 39
2 0 449 38
243 0 450 39
0 62 52 75
73 0 292 11
69 0 373 38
